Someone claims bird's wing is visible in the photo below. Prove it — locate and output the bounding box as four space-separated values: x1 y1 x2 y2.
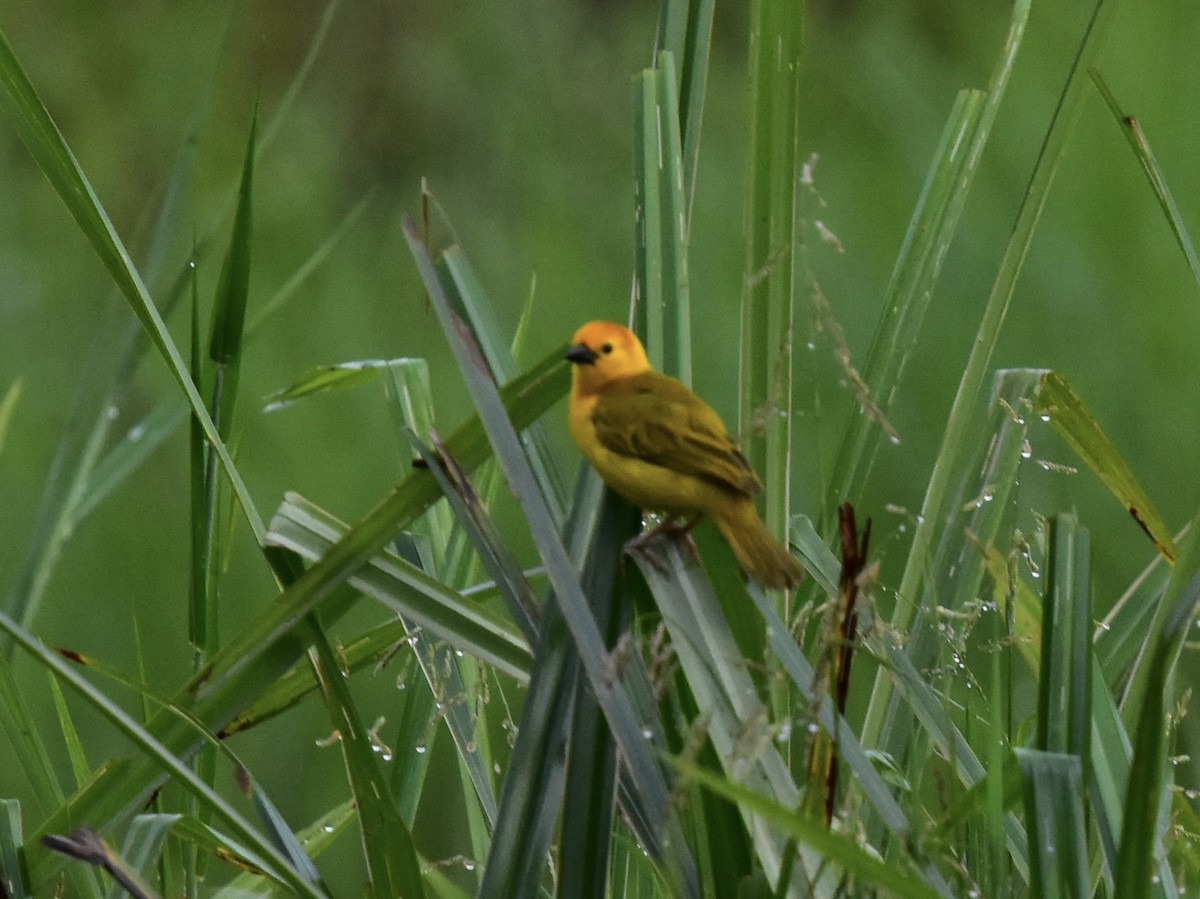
591 372 761 495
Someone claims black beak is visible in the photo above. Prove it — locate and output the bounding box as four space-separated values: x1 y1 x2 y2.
565 342 598 365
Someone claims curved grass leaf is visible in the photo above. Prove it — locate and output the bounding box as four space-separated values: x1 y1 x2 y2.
671 758 944 899
264 359 416 414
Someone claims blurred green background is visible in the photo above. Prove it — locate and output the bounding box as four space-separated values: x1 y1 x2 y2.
2 0 1199 887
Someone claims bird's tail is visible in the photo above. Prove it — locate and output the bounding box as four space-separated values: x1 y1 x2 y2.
714 498 806 590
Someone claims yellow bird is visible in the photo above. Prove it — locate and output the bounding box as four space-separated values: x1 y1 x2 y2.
566 320 805 589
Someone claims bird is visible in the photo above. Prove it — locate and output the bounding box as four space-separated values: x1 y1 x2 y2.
565 320 805 589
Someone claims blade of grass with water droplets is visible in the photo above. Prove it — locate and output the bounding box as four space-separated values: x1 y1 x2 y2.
24 349 563 883
860 0 1123 756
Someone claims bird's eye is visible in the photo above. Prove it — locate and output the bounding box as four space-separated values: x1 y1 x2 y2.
600 343 613 355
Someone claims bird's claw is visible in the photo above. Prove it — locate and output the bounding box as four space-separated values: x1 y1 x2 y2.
624 515 702 574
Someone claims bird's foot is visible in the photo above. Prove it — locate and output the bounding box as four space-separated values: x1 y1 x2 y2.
624 515 702 574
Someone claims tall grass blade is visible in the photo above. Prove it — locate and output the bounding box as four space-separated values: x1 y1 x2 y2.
411 432 540 645
635 541 806 888
1090 69 1200 291
864 367 1044 795
654 0 713 209
443 251 569 520
404 217 698 893
1016 750 1089 899
0 799 31 899
557 485 638 899
267 494 531 680
1114 521 1200 897
478 600 575 899
632 52 691 383
861 2 1126 762
1037 515 1092 758
672 759 944 899
0 378 20 453
0 23 263 544
305 621 424 899
827 0 1030 523
739 0 801 537
118 815 181 898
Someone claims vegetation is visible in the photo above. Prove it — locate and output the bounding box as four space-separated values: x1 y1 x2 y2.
1 0 1199 895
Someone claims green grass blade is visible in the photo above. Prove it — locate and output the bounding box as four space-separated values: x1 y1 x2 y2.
0 799 32 899
1115 519 1200 897
264 359 411 414
634 541 805 887
739 0 801 530
655 0 713 209
248 192 371 333
556 486 635 899
1036 371 1176 561
0 651 64 818
1016 750 1090 899
0 22 264 546
410 434 540 644
266 494 531 679
208 114 255 378
671 759 944 899
632 51 691 383
1095 552 1172 694
118 815 180 897
827 0 1030 523
862 0 1124 753
76 398 188 522
220 616 429 736
1037 515 1092 758
1090 69 1200 290
47 673 91 789
257 0 341 155
0 378 20 454
3 341 120 635
864 368 1045 772
442 233 570 521
0 612 327 898
479 478 631 898
478 596 575 899
306 621 425 899
389 657 439 827
24 349 565 883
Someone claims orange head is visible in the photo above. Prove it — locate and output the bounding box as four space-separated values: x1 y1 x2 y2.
565 321 651 396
